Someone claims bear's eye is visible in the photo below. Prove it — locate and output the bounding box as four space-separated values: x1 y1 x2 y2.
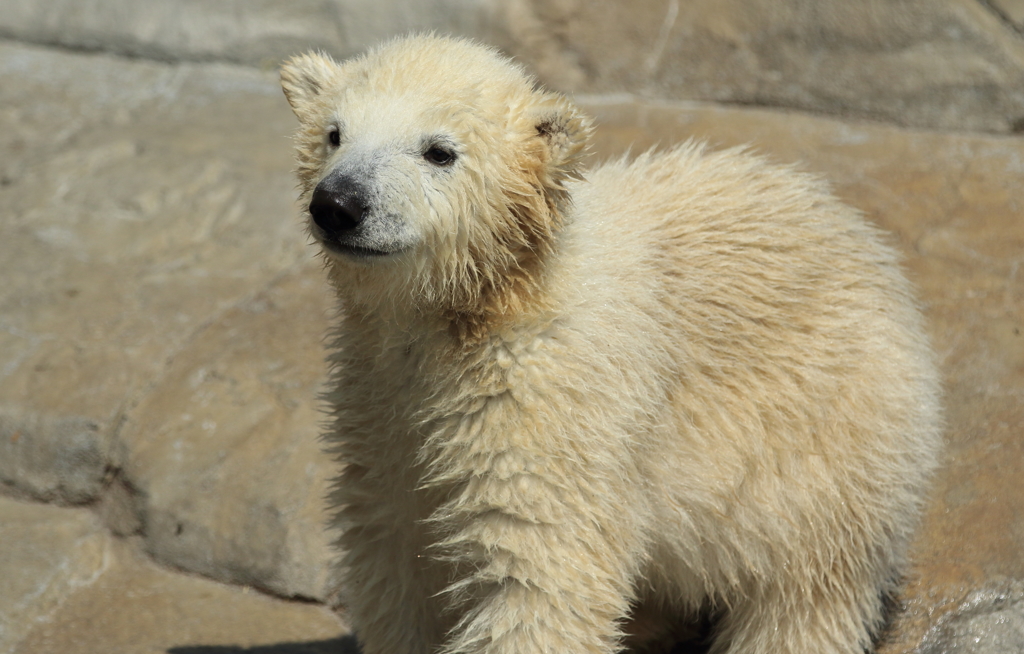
327 128 340 147
424 145 455 166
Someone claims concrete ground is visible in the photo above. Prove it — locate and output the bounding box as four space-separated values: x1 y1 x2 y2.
1 25 1023 654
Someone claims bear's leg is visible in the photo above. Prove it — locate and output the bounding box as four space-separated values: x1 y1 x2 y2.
340 523 445 654
432 475 644 654
709 571 888 654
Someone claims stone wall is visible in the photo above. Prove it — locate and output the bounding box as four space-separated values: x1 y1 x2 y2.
0 0 1022 132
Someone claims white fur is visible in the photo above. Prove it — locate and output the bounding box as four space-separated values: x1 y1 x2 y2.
281 35 941 654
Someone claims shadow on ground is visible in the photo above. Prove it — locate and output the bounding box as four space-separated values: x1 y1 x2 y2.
168 634 713 654
170 636 360 654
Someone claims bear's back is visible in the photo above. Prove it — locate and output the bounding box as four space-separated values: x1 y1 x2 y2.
551 144 940 585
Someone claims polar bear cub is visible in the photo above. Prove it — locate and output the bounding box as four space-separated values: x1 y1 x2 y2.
281 35 941 654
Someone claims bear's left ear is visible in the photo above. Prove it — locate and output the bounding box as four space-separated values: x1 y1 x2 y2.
528 94 592 183
280 52 338 119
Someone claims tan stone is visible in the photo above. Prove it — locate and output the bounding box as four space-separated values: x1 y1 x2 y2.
120 262 339 601
0 41 307 426
496 0 1024 133
0 498 347 654
0 0 494 66
0 41 334 600
0 497 110 652
2 1 1022 133
990 0 1024 26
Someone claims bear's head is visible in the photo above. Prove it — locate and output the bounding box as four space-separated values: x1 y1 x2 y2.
281 35 590 327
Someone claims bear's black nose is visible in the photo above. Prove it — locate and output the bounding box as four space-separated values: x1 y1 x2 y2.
309 183 366 238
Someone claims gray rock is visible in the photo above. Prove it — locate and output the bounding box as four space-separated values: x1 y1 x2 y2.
495 0 1024 134
1 0 1023 133
918 581 1024 654
0 0 496 65
0 409 109 503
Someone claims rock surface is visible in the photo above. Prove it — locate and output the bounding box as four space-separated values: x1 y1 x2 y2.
990 0 1024 27
121 262 338 601
0 0 492 66
0 410 108 503
0 19 1022 654
918 580 1024 654
0 496 347 654
497 0 1024 133
0 0 1022 133
0 40 338 601
0 497 109 652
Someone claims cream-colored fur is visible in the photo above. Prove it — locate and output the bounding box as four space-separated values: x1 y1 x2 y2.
281 35 941 654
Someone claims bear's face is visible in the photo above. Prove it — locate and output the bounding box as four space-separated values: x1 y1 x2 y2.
281 36 590 317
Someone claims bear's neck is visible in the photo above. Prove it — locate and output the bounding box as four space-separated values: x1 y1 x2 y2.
443 259 555 344
330 267 557 353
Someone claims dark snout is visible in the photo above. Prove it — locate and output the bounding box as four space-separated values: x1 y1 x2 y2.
308 175 368 241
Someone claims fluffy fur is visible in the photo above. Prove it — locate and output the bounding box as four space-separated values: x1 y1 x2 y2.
281 35 941 654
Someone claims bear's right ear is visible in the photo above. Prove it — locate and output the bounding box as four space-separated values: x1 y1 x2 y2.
527 94 592 184
280 52 338 118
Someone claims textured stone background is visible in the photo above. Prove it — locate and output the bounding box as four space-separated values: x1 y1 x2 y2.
0 1 1022 652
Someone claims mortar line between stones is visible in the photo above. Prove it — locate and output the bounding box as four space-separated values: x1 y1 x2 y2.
0 34 253 67
977 0 1024 35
